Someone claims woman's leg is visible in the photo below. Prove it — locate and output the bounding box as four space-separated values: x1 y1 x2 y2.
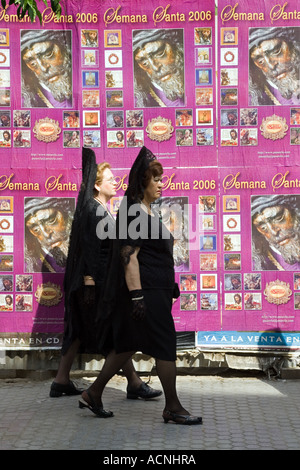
155 358 188 414
54 338 81 384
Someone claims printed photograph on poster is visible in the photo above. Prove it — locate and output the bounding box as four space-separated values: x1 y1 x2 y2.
126 130 144 148
104 30 122 48
132 28 185 108
0 89 10 106
180 274 197 291
220 88 238 105
224 273 242 291
195 88 213 106
176 128 193 146
244 293 262 310
153 196 189 271
196 128 214 146
83 130 101 148
0 130 11 147
200 235 217 252
225 293 242 310
249 27 300 106
0 235 13 252
196 109 213 126
63 130 80 148
0 70 10 88
199 214 215 230
200 274 217 290
16 275 33 292
220 48 238 66
291 108 300 125
105 70 123 88
240 128 258 146
290 128 300 145
81 29 98 47
240 108 258 126
24 197 75 273
223 195 240 212
201 293 218 310
107 130 125 148
82 70 99 88
295 293 300 309
180 293 197 311
0 254 13 271
0 293 13 311
82 90 100 108
195 68 213 86
16 294 33 312
220 68 238 86
220 27 238 46
13 110 30 127
0 29 9 46
0 49 9 66
105 50 122 68
195 47 211 65
220 109 238 127
199 195 216 213
0 274 13 291
81 49 99 67
83 111 100 127
244 273 261 290
220 128 238 146
126 110 143 128
294 273 300 290
200 253 217 271
223 234 241 252
63 111 80 128
106 90 123 107
13 130 30 148
110 197 122 215
175 109 193 126
106 110 124 128
251 194 300 271
223 214 240 231
194 27 212 45
20 30 72 108
224 253 241 270
0 216 13 232
0 196 13 213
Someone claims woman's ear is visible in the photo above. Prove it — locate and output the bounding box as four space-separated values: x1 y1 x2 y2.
94 182 101 194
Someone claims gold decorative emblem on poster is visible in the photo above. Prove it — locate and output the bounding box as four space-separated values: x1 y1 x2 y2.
146 116 174 142
33 118 61 142
264 280 292 305
260 114 288 140
35 282 63 307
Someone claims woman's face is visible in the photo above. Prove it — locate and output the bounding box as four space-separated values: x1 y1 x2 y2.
143 174 163 203
95 168 117 200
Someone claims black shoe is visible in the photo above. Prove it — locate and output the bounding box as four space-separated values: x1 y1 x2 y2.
162 410 202 425
79 390 113 418
49 380 83 398
127 382 162 400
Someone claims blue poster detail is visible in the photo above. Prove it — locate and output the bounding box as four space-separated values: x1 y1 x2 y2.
196 331 300 350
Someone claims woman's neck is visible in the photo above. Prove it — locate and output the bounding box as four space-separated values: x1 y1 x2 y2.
141 198 152 214
94 194 108 206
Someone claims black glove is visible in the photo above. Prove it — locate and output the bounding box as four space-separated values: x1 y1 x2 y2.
129 289 147 321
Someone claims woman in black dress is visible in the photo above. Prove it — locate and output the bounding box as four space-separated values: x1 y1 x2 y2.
50 148 161 401
79 147 202 425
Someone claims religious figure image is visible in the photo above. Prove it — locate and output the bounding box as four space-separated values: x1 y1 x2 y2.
21 30 73 108
133 28 185 107
24 197 75 273
251 194 300 271
249 27 300 106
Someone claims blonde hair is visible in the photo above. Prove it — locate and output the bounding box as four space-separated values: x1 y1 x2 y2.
93 162 111 196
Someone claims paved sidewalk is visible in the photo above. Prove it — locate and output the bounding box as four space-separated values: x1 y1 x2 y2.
0 373 300 451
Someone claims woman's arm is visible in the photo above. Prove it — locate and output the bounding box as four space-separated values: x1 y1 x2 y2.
123 246 141 291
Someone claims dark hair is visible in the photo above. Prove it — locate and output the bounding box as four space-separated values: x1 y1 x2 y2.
142 160 163 189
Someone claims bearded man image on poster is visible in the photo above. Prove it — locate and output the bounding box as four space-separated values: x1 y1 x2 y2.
132 29 185 107
249 27 300 106
251 195 300 271
24 197 75 273
20 30 73 108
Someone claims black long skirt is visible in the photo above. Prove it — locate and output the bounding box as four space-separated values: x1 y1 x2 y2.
99 288 177 362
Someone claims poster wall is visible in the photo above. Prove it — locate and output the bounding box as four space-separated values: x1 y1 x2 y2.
0 0 300 351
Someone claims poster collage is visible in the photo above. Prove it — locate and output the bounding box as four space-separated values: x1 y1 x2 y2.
1 0 300 350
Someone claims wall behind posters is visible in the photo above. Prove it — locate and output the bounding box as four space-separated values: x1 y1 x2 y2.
0 0 300 354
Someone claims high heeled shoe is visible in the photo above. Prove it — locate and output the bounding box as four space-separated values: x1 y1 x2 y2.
78 390 113 418
162 410 202 425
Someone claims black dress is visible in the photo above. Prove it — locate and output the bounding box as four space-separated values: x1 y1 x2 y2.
62 198 115 354
101 207 177 361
